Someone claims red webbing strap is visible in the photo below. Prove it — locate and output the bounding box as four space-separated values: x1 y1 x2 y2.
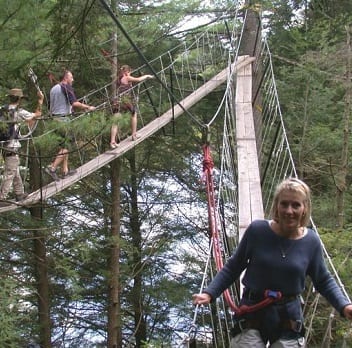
202 144 283 316
235 290 283 316
202 144 238 312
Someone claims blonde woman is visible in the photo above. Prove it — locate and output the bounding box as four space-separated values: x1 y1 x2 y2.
193 177 352 347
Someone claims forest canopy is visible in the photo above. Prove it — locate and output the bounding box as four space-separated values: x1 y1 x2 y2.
0 0 351 347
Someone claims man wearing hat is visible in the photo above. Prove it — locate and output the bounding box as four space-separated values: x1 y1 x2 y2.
0 88 44 204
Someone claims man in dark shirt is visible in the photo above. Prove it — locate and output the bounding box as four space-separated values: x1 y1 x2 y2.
45 70 95 181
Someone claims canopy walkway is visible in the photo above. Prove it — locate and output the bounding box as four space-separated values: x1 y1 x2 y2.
0 5 350 347
0 56 254 213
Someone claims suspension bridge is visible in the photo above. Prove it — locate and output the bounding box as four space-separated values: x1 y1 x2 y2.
0 4 350 347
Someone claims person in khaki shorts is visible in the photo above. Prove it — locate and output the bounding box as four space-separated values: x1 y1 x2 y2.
193 178 352 347
0 88 43 205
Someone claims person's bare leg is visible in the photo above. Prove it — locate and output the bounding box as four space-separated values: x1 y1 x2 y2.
51 148 68 173
131 113 138 140
45 148 68 181
111 125 118 144
61 152 69 174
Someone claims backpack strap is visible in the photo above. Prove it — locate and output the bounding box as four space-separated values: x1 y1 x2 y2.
0 104 19 141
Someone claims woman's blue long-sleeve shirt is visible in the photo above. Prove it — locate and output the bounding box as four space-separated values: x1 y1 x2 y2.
205 219 350 315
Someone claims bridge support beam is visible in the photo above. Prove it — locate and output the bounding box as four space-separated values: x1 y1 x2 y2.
235 55 264 241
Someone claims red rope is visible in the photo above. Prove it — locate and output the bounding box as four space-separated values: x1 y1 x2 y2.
234 291 282 316
202 144 238 312
202 144 282 316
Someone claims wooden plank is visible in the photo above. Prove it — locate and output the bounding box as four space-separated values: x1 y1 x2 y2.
235 55 263 235
243 106 255 138
250 180 264 220
0 56 256 213
235 103 246 137
236 62 253 104
244 138 263 220
238 177 250 240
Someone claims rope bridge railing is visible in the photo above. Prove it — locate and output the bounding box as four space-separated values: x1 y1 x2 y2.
186 35 352 347
178 11 246 348
0 15 241 211
256 38 351 345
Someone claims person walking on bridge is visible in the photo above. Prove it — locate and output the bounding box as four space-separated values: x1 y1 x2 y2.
193 177 352 348
110 64 154 148
46 70 95 181
0 88 44 204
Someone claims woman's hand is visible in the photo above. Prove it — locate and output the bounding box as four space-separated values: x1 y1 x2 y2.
343 304 352 320
192 293 211 305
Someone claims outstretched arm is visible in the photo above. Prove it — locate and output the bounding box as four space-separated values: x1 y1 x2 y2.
192 293 212 305
127 74 154 83
72 100 96 112
33 90 44 118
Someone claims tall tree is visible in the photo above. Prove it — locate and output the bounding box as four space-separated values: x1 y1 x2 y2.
107 158 122 347
336 25 352 227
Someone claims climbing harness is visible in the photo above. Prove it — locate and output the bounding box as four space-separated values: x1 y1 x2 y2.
237 289 283 316
202 138 285 317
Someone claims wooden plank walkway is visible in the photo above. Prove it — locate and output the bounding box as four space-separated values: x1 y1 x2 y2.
0 56 255 213
235 55 263 240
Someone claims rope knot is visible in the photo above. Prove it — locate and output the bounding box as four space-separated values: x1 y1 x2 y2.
202 145 214 172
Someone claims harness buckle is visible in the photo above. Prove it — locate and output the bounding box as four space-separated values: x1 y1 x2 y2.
282 319 304 333
237 319 246 332
264 289 282 300
292 319 303 333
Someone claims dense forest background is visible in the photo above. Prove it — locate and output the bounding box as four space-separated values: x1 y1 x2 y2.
0 0 351 347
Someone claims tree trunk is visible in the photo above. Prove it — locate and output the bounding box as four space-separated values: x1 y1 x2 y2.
33 229 51 347
107 158 122 348
336 26 351 227
107 18 122 347
128 151 146 347
30 148 51 347
297 81 311 178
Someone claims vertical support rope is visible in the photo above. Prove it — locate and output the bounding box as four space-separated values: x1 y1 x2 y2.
202 143 238 313
202 143 283 316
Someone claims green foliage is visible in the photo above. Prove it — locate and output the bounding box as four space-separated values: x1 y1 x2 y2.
320 227 352 286
0 0 51 90
72 112 109 138
0 0 220 345
269 0 352 226
0 277 30 346
2 0 352 346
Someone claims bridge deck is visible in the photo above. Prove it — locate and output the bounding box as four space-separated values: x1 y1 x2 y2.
236 55 263 240
0 56 255 213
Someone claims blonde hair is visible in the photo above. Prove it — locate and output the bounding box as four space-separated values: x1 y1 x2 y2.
270 177 311 227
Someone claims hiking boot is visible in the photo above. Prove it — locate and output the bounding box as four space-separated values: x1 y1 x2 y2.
16 193 28 201
0 201 10 207
45 166 60 181
0 195 11 207
62 169 77 179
